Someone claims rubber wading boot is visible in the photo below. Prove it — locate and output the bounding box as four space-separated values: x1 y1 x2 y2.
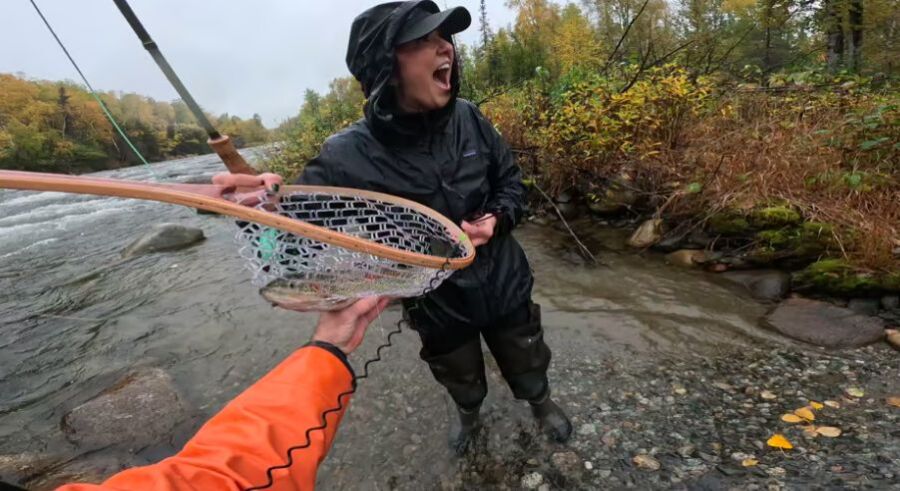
448 403 481 455
529 393 572 442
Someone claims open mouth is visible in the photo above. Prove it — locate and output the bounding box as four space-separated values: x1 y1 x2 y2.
433 62 451 91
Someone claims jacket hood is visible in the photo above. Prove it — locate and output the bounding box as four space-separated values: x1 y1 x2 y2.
345 1 462 144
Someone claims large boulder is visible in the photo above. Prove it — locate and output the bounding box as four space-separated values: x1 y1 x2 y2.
721 270 791 302
61 368 189 451
762 298 885 348
122 223 204 257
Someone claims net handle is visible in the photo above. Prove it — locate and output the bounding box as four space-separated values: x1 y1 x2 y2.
0 170 476 270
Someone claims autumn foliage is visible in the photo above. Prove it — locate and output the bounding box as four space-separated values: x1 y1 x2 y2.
0 73 269 173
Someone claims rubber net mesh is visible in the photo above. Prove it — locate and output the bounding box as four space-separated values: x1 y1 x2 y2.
235 191 463 311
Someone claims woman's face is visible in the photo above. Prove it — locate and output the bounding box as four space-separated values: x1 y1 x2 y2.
393 30 455 113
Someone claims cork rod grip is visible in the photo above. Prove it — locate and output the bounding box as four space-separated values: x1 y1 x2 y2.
208 135 257 175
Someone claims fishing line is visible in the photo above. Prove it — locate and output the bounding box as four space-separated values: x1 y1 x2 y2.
27 0 159 179
244 258 454 491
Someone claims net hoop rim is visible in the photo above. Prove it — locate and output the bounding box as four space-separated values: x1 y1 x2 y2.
0 170 476 270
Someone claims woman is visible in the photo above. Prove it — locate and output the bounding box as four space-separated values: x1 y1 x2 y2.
296 0 571 453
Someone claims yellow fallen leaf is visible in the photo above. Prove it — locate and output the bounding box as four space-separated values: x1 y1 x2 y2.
824 400 841 409
887 396 900 408
803 426 819 438
742 458 759 467
846 387 864 398
767 434 793 449
809 401 824 410
816 426 841 437
794 407 815 421
781 414 803 423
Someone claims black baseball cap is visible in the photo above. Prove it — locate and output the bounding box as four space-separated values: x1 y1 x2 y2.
394 1 471 45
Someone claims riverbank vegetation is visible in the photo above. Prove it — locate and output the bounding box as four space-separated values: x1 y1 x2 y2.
266 0 898 294
0 73 269 173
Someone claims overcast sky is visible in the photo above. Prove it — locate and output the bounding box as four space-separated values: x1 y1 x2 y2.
3 0 516 127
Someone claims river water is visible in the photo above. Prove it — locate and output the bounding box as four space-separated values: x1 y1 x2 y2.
0 152 790 487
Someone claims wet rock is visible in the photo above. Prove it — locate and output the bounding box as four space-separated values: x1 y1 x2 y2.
61 368 189 450
0 453 58 486
587 177 637 215
882 295 899 310
665 250 708 268
521 472 544 489
122 223 204 257
627 219 663 248
530 215 551 226
555 202 581 220
601 429 620 447
577 423 596 436
654 234 684 252
22 453 146 491
762 298 885 348
848 298 881 316
886 329 900 351
633 454 661 471
686 230 713 249
720 270 791 302
551 451 582 476
678 445 697 458
556 190 573 204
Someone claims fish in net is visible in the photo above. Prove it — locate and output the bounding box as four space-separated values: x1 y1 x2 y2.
237 190 467 311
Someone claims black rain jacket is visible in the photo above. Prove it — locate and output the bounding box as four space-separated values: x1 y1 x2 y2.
297 0 532 328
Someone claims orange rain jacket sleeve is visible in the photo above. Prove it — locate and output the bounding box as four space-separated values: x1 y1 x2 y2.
57 344 354 491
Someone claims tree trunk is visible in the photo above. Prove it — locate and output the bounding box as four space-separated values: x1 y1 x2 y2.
825 0 844 72
848 0 863 72
763 0 774 79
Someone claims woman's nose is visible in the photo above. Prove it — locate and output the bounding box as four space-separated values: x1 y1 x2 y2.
436 35 453 54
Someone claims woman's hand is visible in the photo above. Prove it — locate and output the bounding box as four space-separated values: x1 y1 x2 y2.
312 296 392 354
461 213 497 247
211 172 284 206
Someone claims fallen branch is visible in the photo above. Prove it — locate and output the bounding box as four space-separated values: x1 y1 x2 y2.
531 181 601 266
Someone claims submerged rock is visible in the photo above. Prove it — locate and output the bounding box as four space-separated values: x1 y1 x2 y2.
61 368 189 450
665 250 708 268
0 453 58 487
720 270 791 302
628 219 663 248
22 453 146 491
762 298 885 348
122 223 205 257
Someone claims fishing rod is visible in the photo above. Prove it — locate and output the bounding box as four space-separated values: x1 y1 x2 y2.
111 0 256 176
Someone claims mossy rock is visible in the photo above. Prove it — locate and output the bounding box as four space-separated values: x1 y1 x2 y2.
708 213 752 236
749 205 802 229
792 259 900 295
753 221 834 262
